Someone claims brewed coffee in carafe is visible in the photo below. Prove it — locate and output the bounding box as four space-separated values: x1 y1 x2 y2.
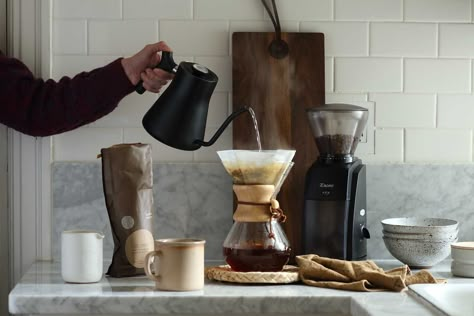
218 150 295 272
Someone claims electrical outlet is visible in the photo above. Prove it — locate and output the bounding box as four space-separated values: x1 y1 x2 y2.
360 126 368 143
352 101 374 155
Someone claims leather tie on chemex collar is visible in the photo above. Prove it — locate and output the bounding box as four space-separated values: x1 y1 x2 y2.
238 199 287 223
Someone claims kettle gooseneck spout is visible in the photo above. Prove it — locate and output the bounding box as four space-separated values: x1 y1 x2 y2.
193 107 250 148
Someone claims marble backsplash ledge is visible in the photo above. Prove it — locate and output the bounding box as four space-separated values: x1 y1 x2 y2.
366 164 474 259
52 162 233 261
52 162 474 261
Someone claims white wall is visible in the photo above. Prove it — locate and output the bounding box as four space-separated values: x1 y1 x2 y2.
0 126 7 316
0 1 9 314
50 0 474 163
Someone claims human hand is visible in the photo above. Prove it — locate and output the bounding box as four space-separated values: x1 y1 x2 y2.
121 41 175 93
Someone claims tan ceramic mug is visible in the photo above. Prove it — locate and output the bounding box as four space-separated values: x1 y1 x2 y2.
144 238 206 291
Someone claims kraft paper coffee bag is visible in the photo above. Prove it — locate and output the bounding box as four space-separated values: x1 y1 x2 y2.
100 143 154 277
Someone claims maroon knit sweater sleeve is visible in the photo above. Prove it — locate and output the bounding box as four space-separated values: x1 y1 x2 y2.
0 54 135 136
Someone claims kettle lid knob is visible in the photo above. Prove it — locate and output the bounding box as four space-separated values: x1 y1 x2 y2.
192 63 209 75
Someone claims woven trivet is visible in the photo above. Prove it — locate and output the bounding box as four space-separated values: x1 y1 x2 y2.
206 265 300 284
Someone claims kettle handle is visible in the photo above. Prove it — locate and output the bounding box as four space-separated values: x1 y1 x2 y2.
135 51 178 94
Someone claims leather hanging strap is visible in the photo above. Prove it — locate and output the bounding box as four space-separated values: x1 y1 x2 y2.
261 0 282 40
260 0 289 59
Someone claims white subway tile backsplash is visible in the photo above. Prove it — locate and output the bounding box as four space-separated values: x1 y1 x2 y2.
371 93 436 128
405 0 471 22
335 58 402 92
160 21 228 56
374 128 404 162
472 62 474 93
91 92 158 128
370 23 436 57
54 0 121 19
335 0 402 21
53 20 87 55
472 2 474 22
49 0 474 164
123 0 192 19
265 0 332 21
195 56 231 92
52 55 120 80
89 20 158 55
440 24 474 57
438 95 474 128
325 57 334 92
326 93 368 103
206 92 229 128
230 21 298 33
123 128 193 162
404 59 471 93
405 129 472 162
193 129 232 162
353 101 375 155
195 0 263 20
53 128 123 161
300 22 368 57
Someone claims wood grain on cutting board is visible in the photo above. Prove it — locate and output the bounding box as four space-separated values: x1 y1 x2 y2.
232 32 325 258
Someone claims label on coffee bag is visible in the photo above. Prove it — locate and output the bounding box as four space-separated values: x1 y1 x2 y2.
121 216 135 229
125 229 154 268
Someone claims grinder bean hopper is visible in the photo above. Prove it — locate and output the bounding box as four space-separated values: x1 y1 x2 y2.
302 104 370 260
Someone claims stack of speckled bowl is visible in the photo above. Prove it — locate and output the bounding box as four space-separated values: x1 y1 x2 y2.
381 217 458 268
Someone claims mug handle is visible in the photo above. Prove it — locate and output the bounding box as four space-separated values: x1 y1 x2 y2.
144 250 162 282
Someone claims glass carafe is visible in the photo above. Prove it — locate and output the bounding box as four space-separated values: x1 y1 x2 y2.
217 150 295 272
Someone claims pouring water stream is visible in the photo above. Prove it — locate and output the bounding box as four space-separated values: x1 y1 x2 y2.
247 107 262 152
246 106 293 199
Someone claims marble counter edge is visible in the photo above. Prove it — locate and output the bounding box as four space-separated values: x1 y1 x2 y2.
8 260 457 316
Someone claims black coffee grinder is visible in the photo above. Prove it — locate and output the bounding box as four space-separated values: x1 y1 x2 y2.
302 104 370 260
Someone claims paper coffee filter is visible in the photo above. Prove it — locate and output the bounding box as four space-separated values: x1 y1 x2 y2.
217 150 296 185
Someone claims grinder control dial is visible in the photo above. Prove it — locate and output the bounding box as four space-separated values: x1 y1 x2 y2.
361 226 371 239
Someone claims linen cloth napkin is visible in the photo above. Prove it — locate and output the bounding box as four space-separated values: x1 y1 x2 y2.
296 254 445 292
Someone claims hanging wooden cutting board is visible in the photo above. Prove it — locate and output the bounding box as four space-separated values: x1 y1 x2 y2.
232 32 325 259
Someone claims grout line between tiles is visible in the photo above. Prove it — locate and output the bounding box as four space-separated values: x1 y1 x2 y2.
401 58 405 93
85 20 89 55
402 128 406 163
471 129 474 162
401 0 405 22
436 23 439 58
331 0 335 21
470 59 473 94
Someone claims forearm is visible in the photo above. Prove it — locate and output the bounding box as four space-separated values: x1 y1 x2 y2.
0 56 134 136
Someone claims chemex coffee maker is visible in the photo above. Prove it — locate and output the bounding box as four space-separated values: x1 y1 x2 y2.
302 104 370 260
217 150 295 272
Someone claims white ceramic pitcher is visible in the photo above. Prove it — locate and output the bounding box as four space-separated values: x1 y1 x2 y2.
61 230 105 283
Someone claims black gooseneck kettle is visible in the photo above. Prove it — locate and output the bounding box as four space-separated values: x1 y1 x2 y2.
136 52 249 151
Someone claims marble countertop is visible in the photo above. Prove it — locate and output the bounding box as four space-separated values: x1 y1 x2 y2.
8 260 471 316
